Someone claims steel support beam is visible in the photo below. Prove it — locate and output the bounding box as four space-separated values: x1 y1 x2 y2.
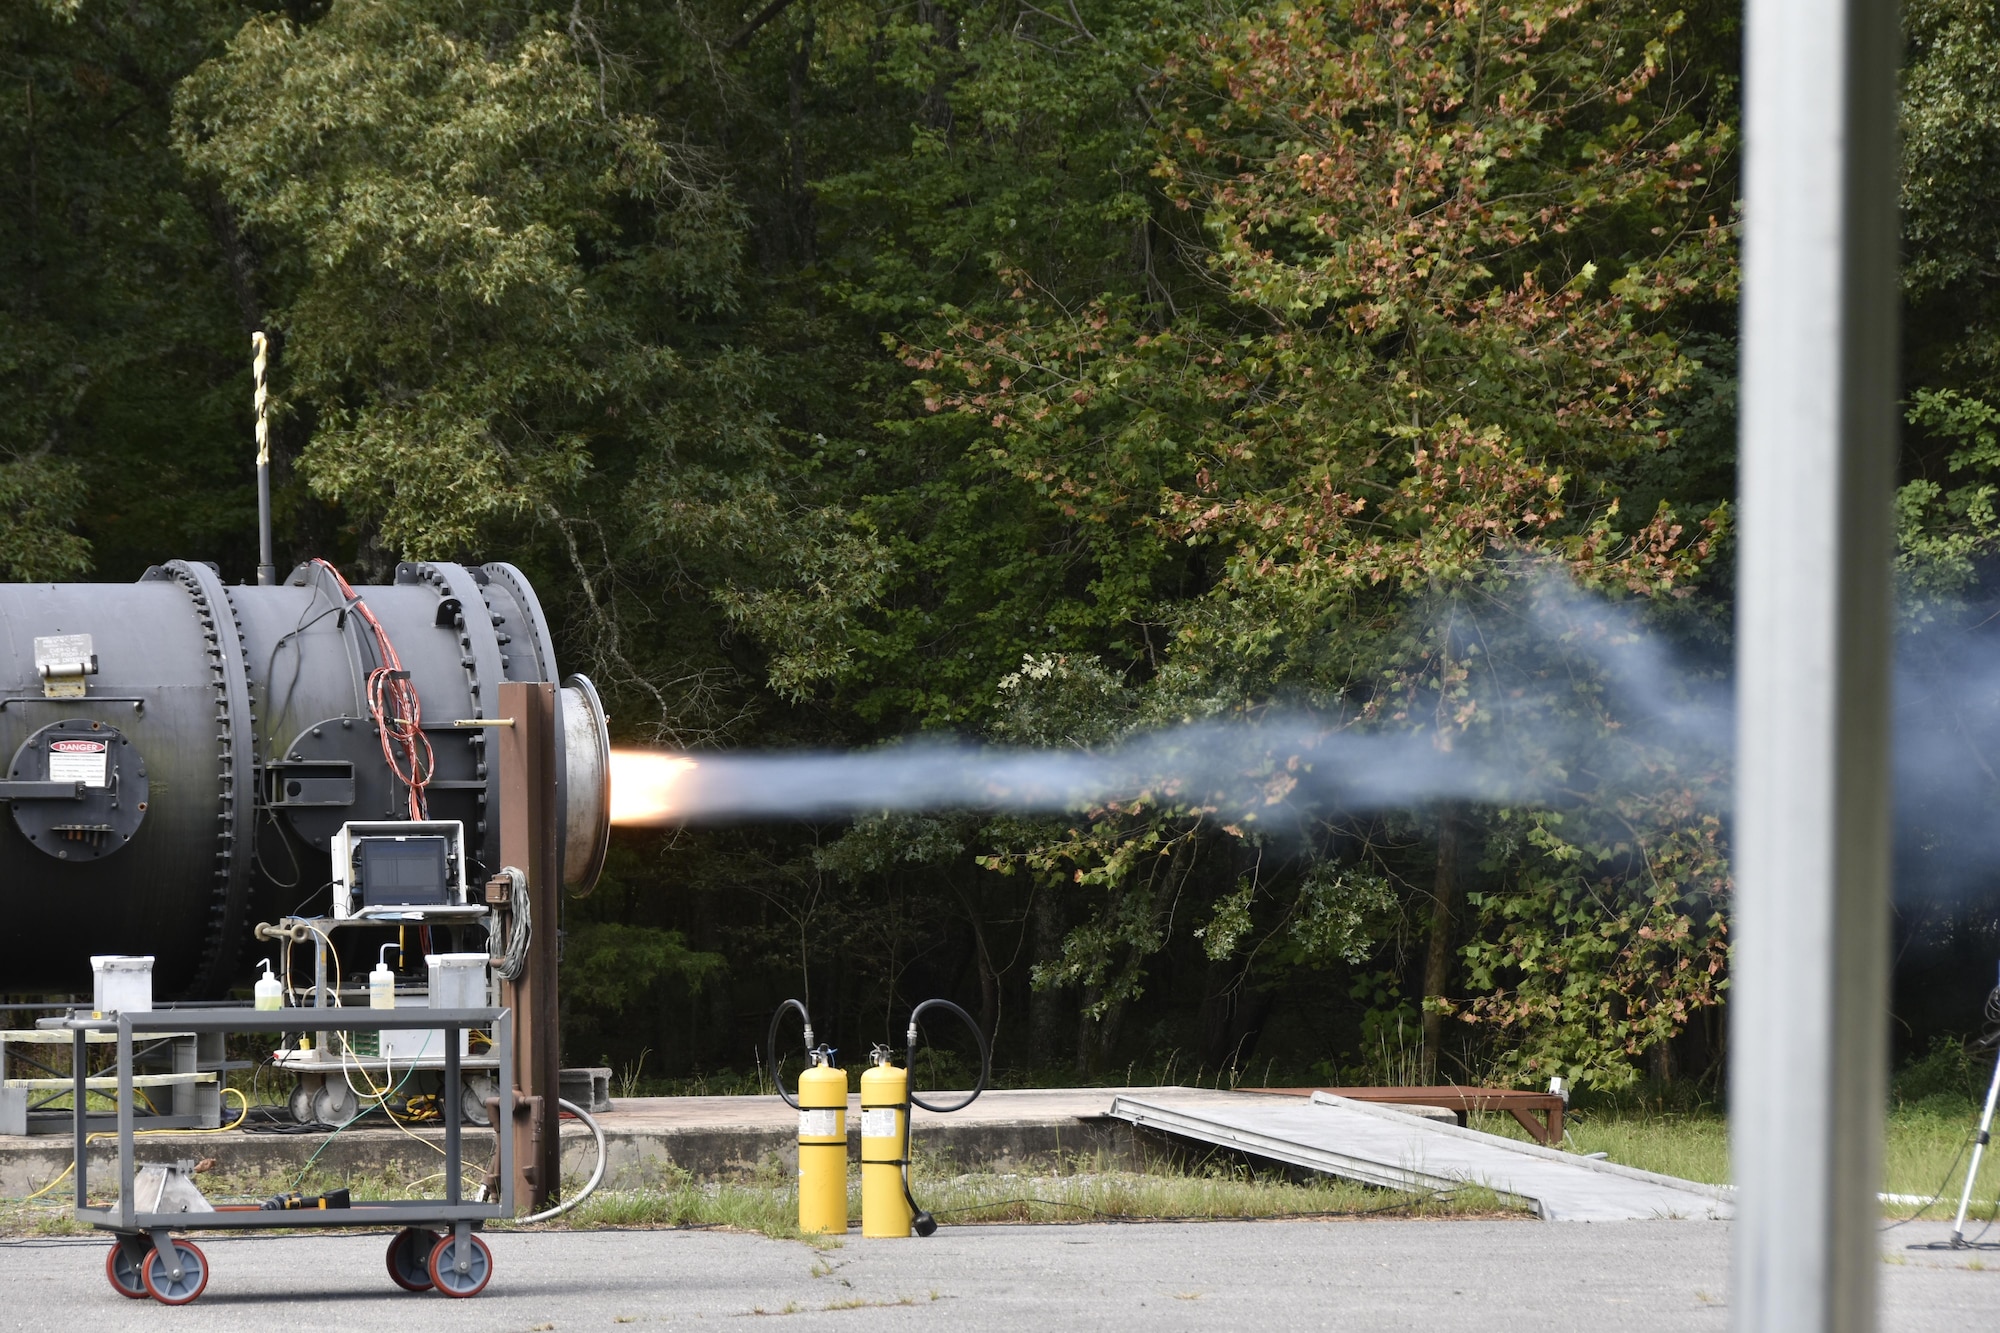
1735 0 1901 1327
496 681 562 1209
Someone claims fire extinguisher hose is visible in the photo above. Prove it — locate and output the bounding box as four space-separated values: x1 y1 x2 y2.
901 998 991 1235
768 998 817 1110
904 998 989 1113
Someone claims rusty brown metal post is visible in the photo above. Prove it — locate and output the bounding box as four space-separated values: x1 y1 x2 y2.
495 681 561 1210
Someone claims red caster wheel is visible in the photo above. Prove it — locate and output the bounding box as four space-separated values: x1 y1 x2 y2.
105 1243 147 1299
427 1232 492 1298
139 1239 209 1305
386 1227 441 1292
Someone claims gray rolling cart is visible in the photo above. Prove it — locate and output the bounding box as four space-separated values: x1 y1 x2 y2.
68 1007 513 1304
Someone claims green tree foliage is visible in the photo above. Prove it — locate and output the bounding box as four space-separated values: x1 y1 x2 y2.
908 0 1735 1084
173 1 888 720
5 0 1997 1090
1901 0 2000 603
2 0 262 580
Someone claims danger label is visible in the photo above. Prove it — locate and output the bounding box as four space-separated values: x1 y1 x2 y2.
861 1108 899 1139
798 1109 841 1139
48 740 107 788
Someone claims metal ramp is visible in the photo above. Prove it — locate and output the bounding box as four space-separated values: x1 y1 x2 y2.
1107 1091 1731 1222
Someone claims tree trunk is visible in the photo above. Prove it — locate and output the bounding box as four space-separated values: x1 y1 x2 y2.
969 917 999 1048
1029 888 1066 1063
786 7 817 269
1420 807 1464 1083
1201 961 1275 1074
1075 987 1099 1078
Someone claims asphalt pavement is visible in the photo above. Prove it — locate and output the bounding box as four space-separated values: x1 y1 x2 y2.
0 1218 1991 1331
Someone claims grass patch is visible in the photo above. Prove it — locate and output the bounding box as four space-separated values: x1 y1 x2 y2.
539 1176 821 1241
895 1167 1513 1226
507 1153 1523 1240
18 1075 2000 1240
0 1155 497 1240
1465 1093 2000 1222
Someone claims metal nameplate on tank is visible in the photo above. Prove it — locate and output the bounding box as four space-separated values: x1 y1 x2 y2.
32 633 97 698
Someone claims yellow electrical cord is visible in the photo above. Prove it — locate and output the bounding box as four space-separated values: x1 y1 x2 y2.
299 922 448 1160
22 1086 250 1203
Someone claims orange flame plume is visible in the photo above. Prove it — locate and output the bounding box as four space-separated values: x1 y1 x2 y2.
609 750 699 825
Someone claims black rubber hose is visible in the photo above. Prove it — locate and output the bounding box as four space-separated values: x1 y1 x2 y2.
768 998 814 1110
905 998 989 1114
901 1141 938 1237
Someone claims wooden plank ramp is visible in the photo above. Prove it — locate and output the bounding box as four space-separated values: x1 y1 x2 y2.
1107 1090 1731 1222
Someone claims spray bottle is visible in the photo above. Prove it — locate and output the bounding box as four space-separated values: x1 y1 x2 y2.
254 958 282 1011
370 945 399 1010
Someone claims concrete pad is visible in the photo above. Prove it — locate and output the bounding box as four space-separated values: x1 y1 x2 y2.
0 1219 1989 1330
0 1087 1247 1193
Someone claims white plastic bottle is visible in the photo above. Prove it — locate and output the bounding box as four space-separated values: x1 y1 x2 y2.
370 945 398 1011
254 958 282 1011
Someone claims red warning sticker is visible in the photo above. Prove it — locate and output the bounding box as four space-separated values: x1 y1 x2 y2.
49 739 108 787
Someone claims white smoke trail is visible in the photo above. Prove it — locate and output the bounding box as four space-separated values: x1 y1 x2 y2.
612 567 2000 914
616 721 1508 825
613 573 1738 826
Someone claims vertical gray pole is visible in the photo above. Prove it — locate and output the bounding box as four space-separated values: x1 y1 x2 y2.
71 1028 86 1211
1735 0 1900 1327
116 1017 134 1230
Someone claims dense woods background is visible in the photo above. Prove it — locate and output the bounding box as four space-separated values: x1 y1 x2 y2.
9 0 2000 1094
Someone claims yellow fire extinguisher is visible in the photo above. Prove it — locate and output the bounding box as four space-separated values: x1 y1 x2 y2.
860 1051 913 1237
859 998 989 1238
770 999 850 1235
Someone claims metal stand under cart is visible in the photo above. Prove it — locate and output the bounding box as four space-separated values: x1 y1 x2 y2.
69 1007 514 1304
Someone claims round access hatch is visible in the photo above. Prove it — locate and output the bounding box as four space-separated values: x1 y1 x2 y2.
7 718 149 860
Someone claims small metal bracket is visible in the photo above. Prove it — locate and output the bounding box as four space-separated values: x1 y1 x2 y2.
0 780 84 801
484 870 521 906
147 1228 180 1281
0 696 143 713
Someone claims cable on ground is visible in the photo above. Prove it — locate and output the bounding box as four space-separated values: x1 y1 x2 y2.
16 1087 249 1203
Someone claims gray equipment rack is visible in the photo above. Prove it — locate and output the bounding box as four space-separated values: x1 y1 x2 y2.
67 1006 513 1304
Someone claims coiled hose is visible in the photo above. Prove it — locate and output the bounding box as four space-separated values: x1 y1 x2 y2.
513 1097 605 1225
489 867 531 982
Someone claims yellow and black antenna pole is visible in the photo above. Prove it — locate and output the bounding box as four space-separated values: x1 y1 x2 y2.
252 331 276 587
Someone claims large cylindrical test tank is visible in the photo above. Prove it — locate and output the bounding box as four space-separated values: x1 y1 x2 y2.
0 558 610 996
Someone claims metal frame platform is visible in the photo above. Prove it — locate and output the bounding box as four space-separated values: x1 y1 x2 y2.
68 1007 514 1302
2 1026 222 1136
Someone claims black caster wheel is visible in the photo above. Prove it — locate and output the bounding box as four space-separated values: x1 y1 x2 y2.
104 1243 147 1299
427 1233 493 1298
139 1239 209 1305
387 1226 441 1292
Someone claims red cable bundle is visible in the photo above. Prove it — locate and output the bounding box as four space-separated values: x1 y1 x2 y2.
312 559 434 819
